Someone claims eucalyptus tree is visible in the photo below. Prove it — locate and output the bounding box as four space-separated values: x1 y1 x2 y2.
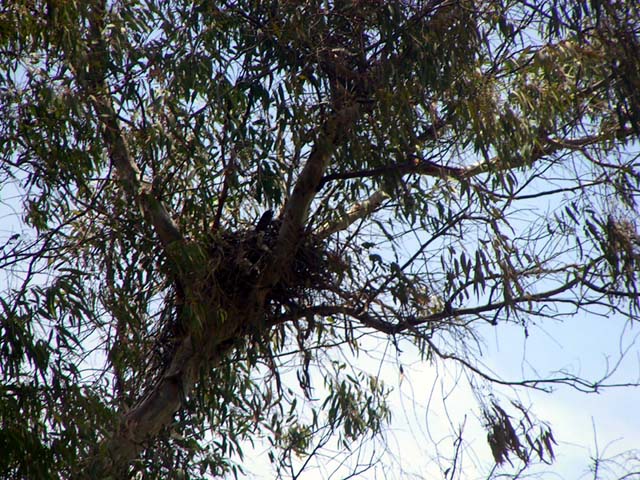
1 1 639 478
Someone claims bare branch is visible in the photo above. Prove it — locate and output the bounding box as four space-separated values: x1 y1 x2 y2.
260 107 360 292
316 190 390 240
81 2 183 250
319 128 635 189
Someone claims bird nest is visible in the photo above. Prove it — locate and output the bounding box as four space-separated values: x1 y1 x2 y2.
207 216 338 313
150 215 341 379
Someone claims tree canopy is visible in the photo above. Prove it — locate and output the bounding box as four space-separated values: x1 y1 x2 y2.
1 0 640 478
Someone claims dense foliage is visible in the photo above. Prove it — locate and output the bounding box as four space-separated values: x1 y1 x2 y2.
1 1 639 478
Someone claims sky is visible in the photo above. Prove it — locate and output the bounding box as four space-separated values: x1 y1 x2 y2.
236 309 640 479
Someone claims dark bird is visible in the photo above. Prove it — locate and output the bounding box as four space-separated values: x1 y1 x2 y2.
256 209 274 232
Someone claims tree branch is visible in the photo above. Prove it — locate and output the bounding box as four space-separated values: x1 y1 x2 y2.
81 2 183 251
319 127 636 189
282 296 640 394
77 5 210 476
89 329 240 477
259 107 360 292
93 94 182 248
315 190 390 240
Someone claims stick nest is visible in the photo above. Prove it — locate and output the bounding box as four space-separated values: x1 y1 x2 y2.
209 217 341 312
149 216 345 379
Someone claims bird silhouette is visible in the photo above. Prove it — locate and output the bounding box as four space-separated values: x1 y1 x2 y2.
256 209 274 232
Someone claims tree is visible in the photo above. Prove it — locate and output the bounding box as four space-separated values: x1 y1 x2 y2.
1 0 639 478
